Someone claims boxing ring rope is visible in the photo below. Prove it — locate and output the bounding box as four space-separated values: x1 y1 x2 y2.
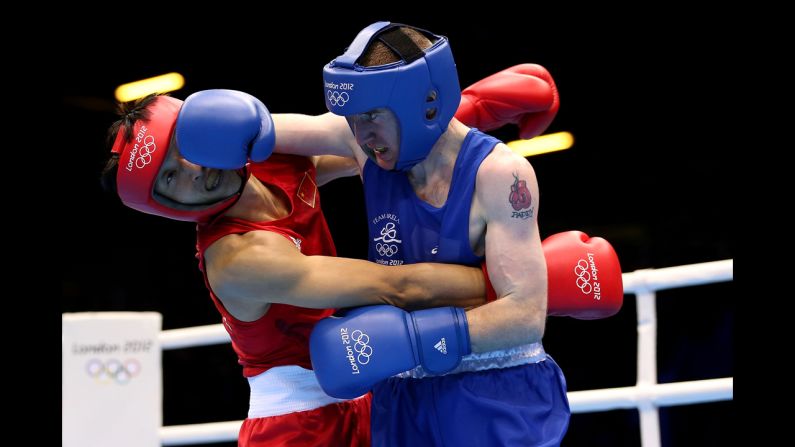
157 259 734 446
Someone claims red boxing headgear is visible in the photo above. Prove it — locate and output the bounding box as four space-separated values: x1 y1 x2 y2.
110 95 241 223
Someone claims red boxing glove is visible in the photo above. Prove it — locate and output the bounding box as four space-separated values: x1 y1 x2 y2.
455 64 560 140
482 231 623 320
543 231 623 319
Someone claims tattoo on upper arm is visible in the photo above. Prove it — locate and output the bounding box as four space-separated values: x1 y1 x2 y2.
509 172 534 220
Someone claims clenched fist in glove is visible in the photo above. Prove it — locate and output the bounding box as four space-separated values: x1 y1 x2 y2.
176 89 275 170
455 63 560 139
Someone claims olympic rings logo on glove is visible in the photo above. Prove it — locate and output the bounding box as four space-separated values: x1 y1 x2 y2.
135 135 157 169
574 259 593 294
352 330 373 365
328 91 350 107
85 358 142 385
376 243 399 257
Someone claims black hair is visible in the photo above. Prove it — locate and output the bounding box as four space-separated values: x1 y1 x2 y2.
99 93 164 194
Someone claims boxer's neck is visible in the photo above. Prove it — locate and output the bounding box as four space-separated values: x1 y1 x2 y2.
407 119 469 208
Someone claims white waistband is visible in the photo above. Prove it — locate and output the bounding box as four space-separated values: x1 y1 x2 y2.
248 365 358 418
395 342 547 379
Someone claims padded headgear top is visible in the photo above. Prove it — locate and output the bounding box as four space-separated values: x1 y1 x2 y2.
323 21 461 171
110 95 241 223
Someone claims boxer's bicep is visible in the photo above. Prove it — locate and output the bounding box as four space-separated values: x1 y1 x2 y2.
204 231 294 321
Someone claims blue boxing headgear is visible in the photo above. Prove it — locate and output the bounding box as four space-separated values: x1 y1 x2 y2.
323 21 461 171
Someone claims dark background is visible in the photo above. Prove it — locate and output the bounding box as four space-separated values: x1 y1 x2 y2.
60 7 733 446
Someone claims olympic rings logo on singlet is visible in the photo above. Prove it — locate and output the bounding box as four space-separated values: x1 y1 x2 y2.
574 259 592 294
328 91 350 107
352 330 372 365
373 222 402 259
376 243 399 257
85 358 142 385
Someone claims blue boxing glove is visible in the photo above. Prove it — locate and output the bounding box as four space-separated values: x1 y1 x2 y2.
175 89 275 170
309 305 470 399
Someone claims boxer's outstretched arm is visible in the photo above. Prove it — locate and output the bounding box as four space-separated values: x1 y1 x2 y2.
466 143 547 353
273 112 364 160
273 112 370 179
204 230 486 322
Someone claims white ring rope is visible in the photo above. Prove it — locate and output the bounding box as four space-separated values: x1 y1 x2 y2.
160 421 242 446
567 377 733 412
159 324 230 350
621 259 733 293
157 259 733 446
